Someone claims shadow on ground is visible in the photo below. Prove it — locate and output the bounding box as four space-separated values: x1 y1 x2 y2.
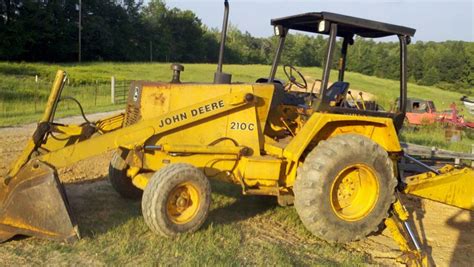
64 178 278 238
65 178 142 238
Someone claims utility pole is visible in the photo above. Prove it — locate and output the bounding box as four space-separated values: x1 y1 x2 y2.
150 40 153 62
78 0 82 62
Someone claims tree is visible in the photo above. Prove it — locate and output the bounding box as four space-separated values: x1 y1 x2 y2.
0 0 471 95
421 67 440 86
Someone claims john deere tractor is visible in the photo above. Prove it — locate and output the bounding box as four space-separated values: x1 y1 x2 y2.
1 1 472 266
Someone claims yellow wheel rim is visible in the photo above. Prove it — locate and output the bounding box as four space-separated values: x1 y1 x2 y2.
330 164 379 221
166 182 200 224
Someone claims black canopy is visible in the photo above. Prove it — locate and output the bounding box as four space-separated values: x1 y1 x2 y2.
271 12 416 38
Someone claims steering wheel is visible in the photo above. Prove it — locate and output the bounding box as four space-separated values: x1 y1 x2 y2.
283 65 307 90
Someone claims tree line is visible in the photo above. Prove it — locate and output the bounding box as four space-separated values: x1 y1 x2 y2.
1 0 472 93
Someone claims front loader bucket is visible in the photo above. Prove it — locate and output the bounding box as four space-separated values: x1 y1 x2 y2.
0 160 79 243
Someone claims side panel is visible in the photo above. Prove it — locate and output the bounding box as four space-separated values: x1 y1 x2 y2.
139 83 276 184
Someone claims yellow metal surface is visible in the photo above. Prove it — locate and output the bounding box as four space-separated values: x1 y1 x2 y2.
41 70 66 123
6 140 36 181
126 167 140 178
166 182 200 224
226 105 262 156
238 156 283 188
329 164 379 221
385 217 411 255
95 113 125 133
161 144 244 155
37 90 252 168
404 165 474 210
52 125 84 136
134 83 274 189
283 113 401 163
6 70 66 180
131 173 151 190
139 83 273 155
392 199 409 221
263 142 284 158
385 217 428 267
0 160 79 242
40 113 125 153
386 199 429 267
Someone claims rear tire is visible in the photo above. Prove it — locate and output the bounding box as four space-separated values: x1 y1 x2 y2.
108 150 142 199
142 163 211 237
294 134 397 242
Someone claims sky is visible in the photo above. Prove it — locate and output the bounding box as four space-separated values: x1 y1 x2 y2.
152 0 473 42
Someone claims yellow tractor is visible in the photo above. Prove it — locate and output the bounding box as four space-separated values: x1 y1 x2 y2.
0 2 472 266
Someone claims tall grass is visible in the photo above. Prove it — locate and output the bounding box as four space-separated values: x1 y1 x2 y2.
1 61 471 113
0 62 472 152
400 124 474 152
0 79 122 125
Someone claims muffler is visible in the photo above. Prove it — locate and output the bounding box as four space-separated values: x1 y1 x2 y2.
0 159 79 242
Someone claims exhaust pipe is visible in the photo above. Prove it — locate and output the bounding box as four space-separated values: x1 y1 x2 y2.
214 0 232 84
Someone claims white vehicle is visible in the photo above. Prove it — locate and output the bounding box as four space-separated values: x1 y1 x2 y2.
461 96 474 115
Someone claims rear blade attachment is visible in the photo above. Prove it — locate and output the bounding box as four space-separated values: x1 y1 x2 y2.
0 159 79 243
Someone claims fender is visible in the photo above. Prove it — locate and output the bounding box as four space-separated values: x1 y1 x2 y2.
283 113 402 163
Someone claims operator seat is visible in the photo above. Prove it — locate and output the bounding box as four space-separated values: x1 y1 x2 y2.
322 81 350 106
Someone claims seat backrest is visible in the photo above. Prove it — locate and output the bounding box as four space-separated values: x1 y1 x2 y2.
322 81 350 105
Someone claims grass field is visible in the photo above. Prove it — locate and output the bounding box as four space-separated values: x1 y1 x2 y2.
0 61 472 152
1 61 472 118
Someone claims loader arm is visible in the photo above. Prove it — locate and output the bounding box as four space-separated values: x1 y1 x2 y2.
0 70 255 243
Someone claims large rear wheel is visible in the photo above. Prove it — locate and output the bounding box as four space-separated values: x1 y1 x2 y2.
142 163 211 237
294 134 397 242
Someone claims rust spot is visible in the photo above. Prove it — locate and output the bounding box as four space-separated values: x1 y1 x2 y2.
154 92 166 105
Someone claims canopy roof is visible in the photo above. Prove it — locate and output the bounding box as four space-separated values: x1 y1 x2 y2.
271 12 416 38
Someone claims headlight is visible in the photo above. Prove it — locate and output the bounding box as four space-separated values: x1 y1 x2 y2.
318 20 327 32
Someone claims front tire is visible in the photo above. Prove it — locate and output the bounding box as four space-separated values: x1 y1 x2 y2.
108 150 142 199
142 163 211 237
294 134 397 242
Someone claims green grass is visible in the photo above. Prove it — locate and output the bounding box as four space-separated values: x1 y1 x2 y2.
0 61 472 152
1 61 472 118
0 179 368 265
399 124 474 152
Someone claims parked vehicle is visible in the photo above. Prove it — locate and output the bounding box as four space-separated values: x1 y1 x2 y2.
396 98 449 125
398 98 473 129
461 96 474 115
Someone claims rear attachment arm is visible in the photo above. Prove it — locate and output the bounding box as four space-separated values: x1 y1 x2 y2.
387 158 474 266
385 198 429 267
404 164 473 211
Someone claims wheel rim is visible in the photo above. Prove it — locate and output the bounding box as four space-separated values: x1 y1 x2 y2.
166 182 200 224
329 164 379 221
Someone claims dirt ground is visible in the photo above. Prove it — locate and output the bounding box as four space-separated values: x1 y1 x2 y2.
0 112 472 266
